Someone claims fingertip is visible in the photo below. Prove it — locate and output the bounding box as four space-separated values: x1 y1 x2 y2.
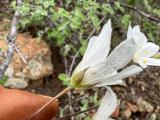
0 88 59 120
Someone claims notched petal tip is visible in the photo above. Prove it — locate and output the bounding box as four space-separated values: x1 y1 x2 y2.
133 25 140 32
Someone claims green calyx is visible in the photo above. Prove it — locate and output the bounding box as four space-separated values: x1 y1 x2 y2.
70 70 86 89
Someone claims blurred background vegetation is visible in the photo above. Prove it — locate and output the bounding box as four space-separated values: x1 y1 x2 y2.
7 0 160 54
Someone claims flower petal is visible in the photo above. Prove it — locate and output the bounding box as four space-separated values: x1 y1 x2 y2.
127 23 133 39
93 87 117 120
107 65 143 81
79 19 112 70
96 71 122 87
93 65 142 86
127 25 147 49
138 57 160 68
136 42 159 58
82 36 98 60
134 32 147 48
97 79 123 86
145 58 160 66
82 67 122 86
132 25 140 33
105 38 137 71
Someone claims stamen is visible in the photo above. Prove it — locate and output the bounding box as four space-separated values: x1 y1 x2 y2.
143 58 148 64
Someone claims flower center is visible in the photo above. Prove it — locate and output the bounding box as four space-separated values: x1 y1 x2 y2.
143 58 148 64
133 53 139 63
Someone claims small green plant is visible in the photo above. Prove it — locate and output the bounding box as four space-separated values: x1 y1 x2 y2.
91 92 100 106
0 75 8 85
80 98 89 111
84 116 92 120
58 73 70 86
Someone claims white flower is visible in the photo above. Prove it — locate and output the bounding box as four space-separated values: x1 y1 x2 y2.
70 20 143 120
127 24 160 68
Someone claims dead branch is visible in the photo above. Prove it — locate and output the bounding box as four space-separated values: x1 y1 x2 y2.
0 51 7 58
10 43 27 64
108 1 160 23
0 0 23 79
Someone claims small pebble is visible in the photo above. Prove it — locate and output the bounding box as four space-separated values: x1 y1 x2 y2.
137 98 154 112
123 109 132 118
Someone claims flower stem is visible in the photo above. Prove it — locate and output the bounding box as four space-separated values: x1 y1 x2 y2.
28 87 71 120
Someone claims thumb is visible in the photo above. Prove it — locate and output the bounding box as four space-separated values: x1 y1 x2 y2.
0 86 59 120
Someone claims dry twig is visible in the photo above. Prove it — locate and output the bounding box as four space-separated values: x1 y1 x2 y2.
10 43 27 64
0 0 23 79
53 106 99 120
0 51 7 58
108 1 160 23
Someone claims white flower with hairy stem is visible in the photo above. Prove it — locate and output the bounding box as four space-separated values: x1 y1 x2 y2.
70 20 143 120
127 24 160 68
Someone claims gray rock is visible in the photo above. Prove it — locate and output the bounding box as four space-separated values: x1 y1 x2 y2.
5 67 14 77
5 78 28 89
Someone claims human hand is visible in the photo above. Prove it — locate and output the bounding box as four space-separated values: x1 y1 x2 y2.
0 85 59 120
